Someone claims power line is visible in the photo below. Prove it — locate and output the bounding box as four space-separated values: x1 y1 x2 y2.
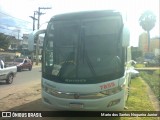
0 11 33 31
0 24 32 31
0 12 32 23
0 26 32 36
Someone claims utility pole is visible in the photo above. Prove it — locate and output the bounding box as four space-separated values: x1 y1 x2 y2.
29 12 38 65
35 7 52 65
29 11 38 31
37 7 52 29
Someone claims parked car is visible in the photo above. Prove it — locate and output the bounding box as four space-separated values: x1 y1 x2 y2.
13 58 33 72
0 64 17 84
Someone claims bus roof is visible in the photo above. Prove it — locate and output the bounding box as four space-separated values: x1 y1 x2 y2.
50 10 122 21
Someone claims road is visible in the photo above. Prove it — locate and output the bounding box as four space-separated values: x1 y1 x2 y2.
0 67 41 89
0 66 42 101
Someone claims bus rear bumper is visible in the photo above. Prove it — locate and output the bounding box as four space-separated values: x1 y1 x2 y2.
42 90 125 111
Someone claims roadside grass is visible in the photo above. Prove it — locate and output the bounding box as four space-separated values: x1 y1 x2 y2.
126 77 154 111
120 77 158 120
140 70 160 101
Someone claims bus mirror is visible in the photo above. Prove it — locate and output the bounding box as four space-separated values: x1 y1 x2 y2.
28 32 35 51
122 25 130 47
28 29 46 51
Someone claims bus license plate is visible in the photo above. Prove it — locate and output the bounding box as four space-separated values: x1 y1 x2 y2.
69 103 84 109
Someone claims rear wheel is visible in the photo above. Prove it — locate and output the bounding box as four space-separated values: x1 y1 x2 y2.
18 67 22 72
6 74 14 84
29 66 32 71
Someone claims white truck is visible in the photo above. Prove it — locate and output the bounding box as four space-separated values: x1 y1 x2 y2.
0 63 17 84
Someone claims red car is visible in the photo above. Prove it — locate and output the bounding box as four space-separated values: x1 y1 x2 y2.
14 58 33 72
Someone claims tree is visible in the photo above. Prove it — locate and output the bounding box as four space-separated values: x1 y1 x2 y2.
139 10 156 52
0 33 15 50
0 33 10 50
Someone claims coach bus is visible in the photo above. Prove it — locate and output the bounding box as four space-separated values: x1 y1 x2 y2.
29 10 132 111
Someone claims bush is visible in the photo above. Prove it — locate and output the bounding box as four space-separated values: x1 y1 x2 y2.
134 63 145 68
153 70 160 76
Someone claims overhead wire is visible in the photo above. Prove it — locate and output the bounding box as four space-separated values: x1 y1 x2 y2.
0 12 32 23
0 11 32 31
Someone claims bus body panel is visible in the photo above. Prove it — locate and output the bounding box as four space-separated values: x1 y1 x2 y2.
36 10 131 111
42 90 125 111
42 78 121 93
41 74 130 111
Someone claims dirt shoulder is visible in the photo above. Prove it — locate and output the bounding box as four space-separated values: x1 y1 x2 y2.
0 81 46 111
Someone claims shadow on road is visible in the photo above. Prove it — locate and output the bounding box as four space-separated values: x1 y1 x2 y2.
2 99 121 120
0 81 7 85
9 99 49 111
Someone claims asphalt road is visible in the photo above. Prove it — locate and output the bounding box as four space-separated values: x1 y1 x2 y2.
0 67 41 89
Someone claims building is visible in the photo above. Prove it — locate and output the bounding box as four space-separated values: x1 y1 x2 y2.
150 37 160 56
9 38 19 50
22 34 29 50
139 32 148 53
139 32 160 56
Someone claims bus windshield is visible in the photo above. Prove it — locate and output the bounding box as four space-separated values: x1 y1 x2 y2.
43 16 124 84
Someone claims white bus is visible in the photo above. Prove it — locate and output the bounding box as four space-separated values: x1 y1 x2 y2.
29 10 132 111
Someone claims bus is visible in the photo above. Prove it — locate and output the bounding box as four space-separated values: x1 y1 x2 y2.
29 10 132 111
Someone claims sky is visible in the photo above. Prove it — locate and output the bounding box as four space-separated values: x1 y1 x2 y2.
0 0 159 46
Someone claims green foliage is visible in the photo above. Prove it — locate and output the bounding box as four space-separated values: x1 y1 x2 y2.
0 33 12 50
139 11 156 52
139 10 156 32
153 70 160 76
134 63 145 68
126 77 155 111
131 50 143 61
120 78 157 120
